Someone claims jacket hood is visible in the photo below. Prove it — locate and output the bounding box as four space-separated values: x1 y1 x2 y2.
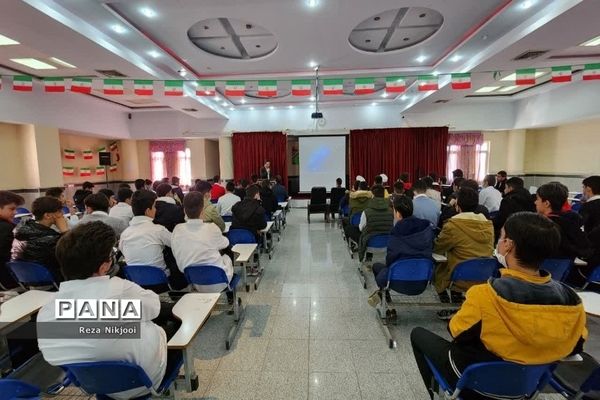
14 220 56 241
234 198 262 220
368 197 389 211
350 190 373 200
448 213 493 245
391 217 433 253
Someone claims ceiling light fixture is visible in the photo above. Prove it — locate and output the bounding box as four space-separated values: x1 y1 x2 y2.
148 50 160 58
249 107 255 110
500 71 545 81
308 60 318 68
229 107 234 111
498 85 518 93
140 7 157 18
381 92 388 98
415 55 427 63
371 102 377 106
450 54 461 62
475 86 500 93
288 105 294 109
306 0 319 8
10 58 57 70
221 102 228 106
580 35 600 47
49 57 76 68
520 0 534 10
240 98 246 104
111 24 127 34
432 71 440 76
310 96 316 101
178 68 187 77
0 34 19 46
401 95 408 101
269 106 275 110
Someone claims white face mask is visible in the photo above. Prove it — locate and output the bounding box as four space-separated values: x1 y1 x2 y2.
494 244 508 268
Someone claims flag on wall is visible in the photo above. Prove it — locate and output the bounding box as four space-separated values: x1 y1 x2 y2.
109 141 118 151
97 146 106 153
96 166 105 176
516 68 536 85
322 79 344 95
417 75 438 91
0 77 2 90
134 80 154 95
551 66 572 83
583 63 600 80
164 80 183 96
354 78 375 95
258 80 278 97
451 73 471 90
103 79 124 95
71 78 92 94
63 149 76 159
385 77 406 93
44 77 65 93
62 166 75 176
109 164 118 172
196 80 215 96
225 81 245 96
80 167 92 177
83 150 93 160
291 80 311 96
13 76 33 92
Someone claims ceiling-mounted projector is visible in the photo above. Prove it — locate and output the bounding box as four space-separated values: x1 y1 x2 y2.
311 112 323 119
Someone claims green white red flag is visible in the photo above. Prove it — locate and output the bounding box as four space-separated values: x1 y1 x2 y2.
385 77 405 93
96 166 105 176
583 63 600 81
71 78 92 94
322 79 344 95
451 73 471 90
291 80 311 96
109 164 118 172
64 149 76 159
258 80 277 97
417 75 438 91
196 80 215 96
109 141 118 151
80 167 92 177
516 68 536 85
225 81 245 96
354 78 375 95
13 76 33 92
44 77 65 93
62 166 75 176
164 80 183 96
103 79 123 95
551 66 571 83
134 80 153 95
83 150 93 160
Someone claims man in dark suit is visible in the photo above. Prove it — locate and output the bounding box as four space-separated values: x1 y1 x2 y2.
259 161 272 180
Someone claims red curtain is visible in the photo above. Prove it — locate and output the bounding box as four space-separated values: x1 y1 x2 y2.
232 132 288 186
349 127 448 183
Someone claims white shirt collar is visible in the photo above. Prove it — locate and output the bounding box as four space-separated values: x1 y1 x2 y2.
129 215 154 225
91 211 109 217
414 193 428 199
587 195 600 202
157 196 176 205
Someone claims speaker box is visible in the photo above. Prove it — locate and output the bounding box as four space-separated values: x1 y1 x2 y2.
99 152 112 166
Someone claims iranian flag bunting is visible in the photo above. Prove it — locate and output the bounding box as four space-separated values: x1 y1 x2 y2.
62 166 75 176
97 146 106 153
516 68 536 85
551 66 572 83
583 63 600 80
417 75 438 91
0 77 2 90
71 78 92 94
109 164 118 172
13 75 33 92
103 79 124 95
80 167 92 177
83 150 93 160
196 80 215 96
134 80 154 95
164 80 183 96
109 141 118 151
291 79 311 96
451 73 471 90
354 78 375 95
258 80 278 97
385 76 406 93
63 149 76 159
225 81 245 96
96 166 105 176
322 79 344 95
44 77 65 93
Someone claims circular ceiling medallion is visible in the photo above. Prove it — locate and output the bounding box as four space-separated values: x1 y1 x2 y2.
187 18 277 60
348 7 443 53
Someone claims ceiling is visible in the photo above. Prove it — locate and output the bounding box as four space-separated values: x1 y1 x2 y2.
0 0 598 119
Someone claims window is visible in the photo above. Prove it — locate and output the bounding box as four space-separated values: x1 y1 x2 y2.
151 147 191 185
476 141 490 182
445 140 490 182
151 151 165 182
446 145 459 182
178 148 192 186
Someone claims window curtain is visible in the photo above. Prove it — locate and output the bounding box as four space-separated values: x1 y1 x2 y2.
149 140 186 181
231 132 288 187
447 132 483 180
349 127 449 184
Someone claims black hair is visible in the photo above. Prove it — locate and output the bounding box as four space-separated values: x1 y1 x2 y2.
457 187 478 212
461 179 479 192
131 190 157 216
98 189 114 200
336 178 342 185
371 184 385 198
118 183 131 189
452 169 464 178
583 176 600 195
0 191 24 208
484 174 496 187
84 193 110 213
393 195 413 218
497 170 507 178
506 177 524 190
117 187 134 203
503 212 560 268
275 175 282 184
45 187 64 198
183 191 204 219
56 221 116 280
171 176 180 185
428 172 438 182
422 176 434 189
399 172 410 182
134 179 145 190
358 181 369 191
537 182 568 213
213 175 220 182
82 181 94 190
155 183 173 197
32 196 63 220
250 174 258 183
393 181 404 194
246 184 260 199
452 177 465 189
374 175 383 185
412 179 427 193
353 180 360 191
240 179 249 188
226 181 235 192
194 180 212 195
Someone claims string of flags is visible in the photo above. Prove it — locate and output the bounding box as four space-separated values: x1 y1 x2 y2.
62 165 118 177
0 64 598 97
62 143 119 177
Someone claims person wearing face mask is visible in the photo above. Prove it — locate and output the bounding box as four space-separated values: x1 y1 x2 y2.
411 212 588 400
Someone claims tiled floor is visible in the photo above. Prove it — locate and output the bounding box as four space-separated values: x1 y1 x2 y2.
55 209 599 399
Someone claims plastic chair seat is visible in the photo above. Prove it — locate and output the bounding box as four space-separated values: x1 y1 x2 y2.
550 352 600 399
366 234 389 249
386 258 434 296
449 258 499 285
0 379 40 400
541 258 572 282
227 229 257 245
7 261 58 290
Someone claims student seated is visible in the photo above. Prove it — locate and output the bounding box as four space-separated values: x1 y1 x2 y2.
494 170 507 193
217 181 241 216
411 212 587 400
412 179 440 228
37 221 182 400
356 185 394 261
423 176 441 206
194 181 226 232
342 181 372 241
259 180 278 215
433 188 494 303
172 192 233 292
73 181 94 212
210 175 226 201
231 184 267 238
369 195 433 306
493 177 535 241
373 175 389 199
109 187 134 224
272 175 289 203
134 178 146 191
45 186 79 217
329 177 346 219
0 191 24 288
99 189 117 208
233 179 249 200
12 196 68 281
389 180 405 207
439 179 489 229
479 174 502 213
153 183 185 232
79 193 128 237
170 176 184 204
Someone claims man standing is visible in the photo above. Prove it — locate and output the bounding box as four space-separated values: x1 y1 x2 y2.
493 177 535 240
260 161 271 180
495 170 508 193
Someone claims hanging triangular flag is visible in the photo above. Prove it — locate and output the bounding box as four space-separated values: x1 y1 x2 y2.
0 77 2 91
451 73 471 90
97 146 106 153
103 79 124 95
96 166 106 176
354 78 375 95
196 80 215 96
516 68 536 85
583 63 600 81
258 80 278 97
109 164 118 172
385 77 406 93
63 149 76 159
109 141 118 151
44 77 65 93
417 75 438 91
551 66 572 83
134 80 154 96
71 78 92 94
291 79 311 96
225 81 245 96
322 79 344 95
80 167 92 177
83 150 93 160
13 75 33 92
62 166 75 176
164 80 184 96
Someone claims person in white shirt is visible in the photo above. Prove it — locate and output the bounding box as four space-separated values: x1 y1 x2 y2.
78 193 128 237
217 181 241 216
423 176 442 206
172 192 233 293
109 187 134 224
479 174 503 213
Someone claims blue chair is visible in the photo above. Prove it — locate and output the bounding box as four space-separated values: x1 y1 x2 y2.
448 257 499 292
359 234 390 288
275 193 286 203
550 352 599 400
13 207 32 225
184 265 244 350
425 357 553 399
582 264 600 290
541 259 572 282
122 265 172 293
0 379 40 400
7 261 59 290
227 229 257 245
350 213 361 226
62 206 70 215
210 199 218 204
222 215 233 223
62 359 182 400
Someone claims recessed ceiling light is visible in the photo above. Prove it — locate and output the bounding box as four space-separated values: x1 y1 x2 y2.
221 102 228 106
140 7 157 18
432 71 440 76
310 96 316 101
475 86 500 93
269 106 275 110
381 92 388 98
450 54 462 62
288 105 294 109
371 102 377 106
111 24 127 34
0 34 19 46
401 95 408 101
240 98 246 104
520 0 534 10
498 85 518 92
49 57 76 68
500 71 545 81
308 60 317 68
10 58 56 70
229 107 234 111
191 81 198 87
306 0 319 8
580 35 600 47
416 55 427 63
249 107 255 110
178 68 187 77
148 50 160 58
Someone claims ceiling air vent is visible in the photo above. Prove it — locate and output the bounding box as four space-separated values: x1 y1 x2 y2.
182 108 198 112
433 99 449 104
512 50 549 61
95 69 127 77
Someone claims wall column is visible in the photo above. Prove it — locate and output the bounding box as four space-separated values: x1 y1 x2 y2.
506 129 526 175
120 140 140 181
218 137 233 180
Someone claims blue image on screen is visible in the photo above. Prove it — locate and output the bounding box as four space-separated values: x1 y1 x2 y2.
307 146 331 172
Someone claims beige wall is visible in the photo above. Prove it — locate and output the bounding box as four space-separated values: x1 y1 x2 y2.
59 132 120 184
186 139 206 180
204 139 220 179
136 140 151 180
218 137 233 180
484 129 527 175
34 125 63 187
483 131 508 175
0 123 26 189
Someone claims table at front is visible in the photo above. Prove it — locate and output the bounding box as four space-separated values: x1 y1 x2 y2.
232 243 260 292
167 292 220 392
578 291 600 317
0 290 56 332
